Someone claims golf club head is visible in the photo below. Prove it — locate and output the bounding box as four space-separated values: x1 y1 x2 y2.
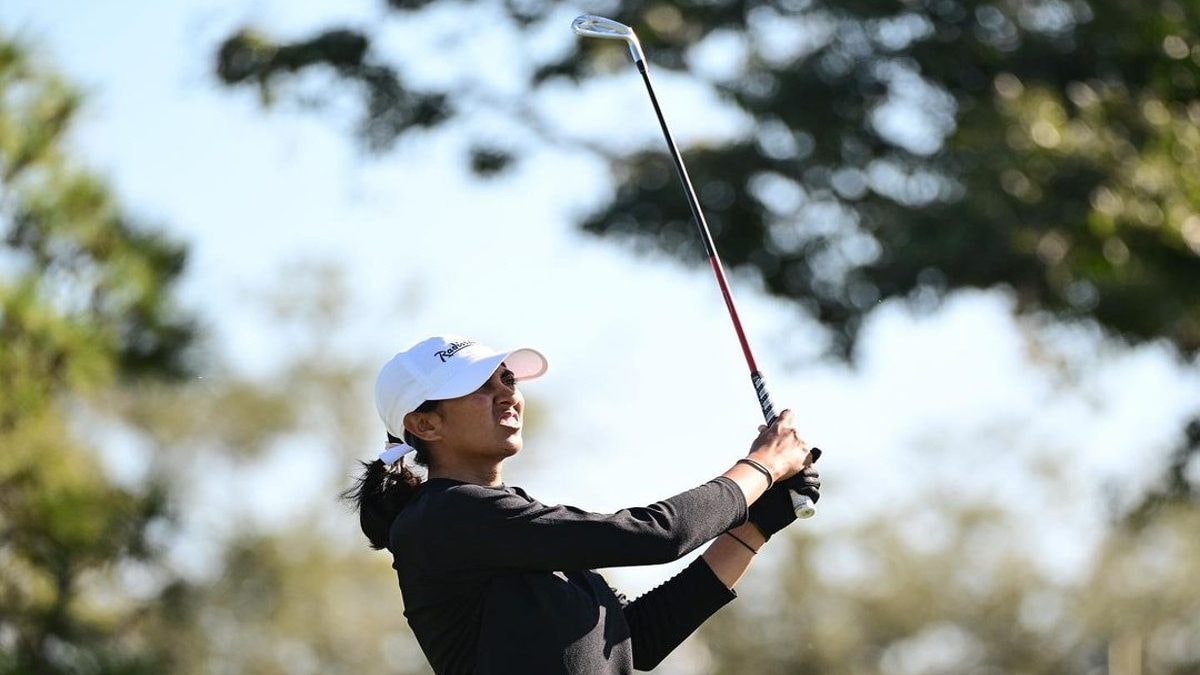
572 15 645 64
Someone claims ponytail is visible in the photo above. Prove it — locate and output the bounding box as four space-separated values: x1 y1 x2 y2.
343 400 438 550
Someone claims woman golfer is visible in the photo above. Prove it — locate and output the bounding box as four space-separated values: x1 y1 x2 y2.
346 335 819 674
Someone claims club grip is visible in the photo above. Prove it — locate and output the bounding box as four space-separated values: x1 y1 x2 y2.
752 371 818 519
790 491 817 519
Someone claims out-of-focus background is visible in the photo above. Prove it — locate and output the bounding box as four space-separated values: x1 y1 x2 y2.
2 0 1199 673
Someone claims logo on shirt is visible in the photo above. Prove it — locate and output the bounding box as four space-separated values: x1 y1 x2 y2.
435 340 476 362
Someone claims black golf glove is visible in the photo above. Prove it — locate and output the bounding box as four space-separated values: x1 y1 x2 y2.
747 463 821 540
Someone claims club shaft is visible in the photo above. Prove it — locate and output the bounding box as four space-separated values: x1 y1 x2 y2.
635 60 816 519
636 62 761 378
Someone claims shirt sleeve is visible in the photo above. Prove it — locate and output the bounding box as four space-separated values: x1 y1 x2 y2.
621 558 736 671
424 477 748 572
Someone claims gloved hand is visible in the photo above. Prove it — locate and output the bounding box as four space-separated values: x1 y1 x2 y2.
747 459 821 540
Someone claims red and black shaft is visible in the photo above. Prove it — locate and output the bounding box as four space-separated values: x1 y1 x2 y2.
635 60 818 517
635 61 775 419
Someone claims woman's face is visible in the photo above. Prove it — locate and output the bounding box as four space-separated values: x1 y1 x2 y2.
416 365 525 462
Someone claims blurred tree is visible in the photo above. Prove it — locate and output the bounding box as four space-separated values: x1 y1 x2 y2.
103 263 437 675
1125 416 1200 529
213 0 1200 357
2 28 458 675
0 33 193 673
694 500 1200 674
137 527 428 675
1081 503 1200 674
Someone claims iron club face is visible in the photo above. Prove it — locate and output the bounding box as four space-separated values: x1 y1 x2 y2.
571 15 644 64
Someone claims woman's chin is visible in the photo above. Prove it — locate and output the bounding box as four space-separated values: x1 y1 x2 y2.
498 435 523 457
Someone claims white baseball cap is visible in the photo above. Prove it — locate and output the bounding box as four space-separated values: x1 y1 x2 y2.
374 335 548 438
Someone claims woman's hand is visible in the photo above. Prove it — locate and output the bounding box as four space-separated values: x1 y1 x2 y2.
745 409 813 483
747 466 821 540
721 409 815 509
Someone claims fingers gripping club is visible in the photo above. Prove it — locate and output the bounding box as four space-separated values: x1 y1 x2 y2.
754 372 819 519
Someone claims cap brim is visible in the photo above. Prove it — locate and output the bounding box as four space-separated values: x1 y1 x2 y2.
427 347 548 401
505 347 548 381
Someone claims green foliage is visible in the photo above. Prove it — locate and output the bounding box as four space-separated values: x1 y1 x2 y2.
212 0 1200 357
2 39 193 385
1125 417 1200 528
215 27 449 151
0 33 191 673
140 532 428 675
698 500 1200 673
98 264 442 674
0 52 403 669
582 0 1200 355
1 31 431 675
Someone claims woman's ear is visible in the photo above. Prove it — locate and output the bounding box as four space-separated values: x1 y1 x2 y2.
404 409 442 443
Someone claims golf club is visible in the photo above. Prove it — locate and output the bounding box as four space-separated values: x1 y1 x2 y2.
573 14 819 518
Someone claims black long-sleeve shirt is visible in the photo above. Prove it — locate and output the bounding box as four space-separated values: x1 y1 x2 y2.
388 476 749 674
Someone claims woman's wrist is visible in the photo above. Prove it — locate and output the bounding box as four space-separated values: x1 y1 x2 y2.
729 521 767 550
745 451 786 484
725 530 759 554
735 457 774 489
722 463 771 507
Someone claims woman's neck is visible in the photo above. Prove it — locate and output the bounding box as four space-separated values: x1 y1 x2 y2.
428 461 504 487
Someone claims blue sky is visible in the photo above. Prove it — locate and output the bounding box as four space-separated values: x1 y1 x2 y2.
5 0 1199 603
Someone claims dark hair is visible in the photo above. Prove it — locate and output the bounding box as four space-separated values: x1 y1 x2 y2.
342 399 439 550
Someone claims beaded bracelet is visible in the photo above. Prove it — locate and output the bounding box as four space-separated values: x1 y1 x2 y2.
736 457 775 489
